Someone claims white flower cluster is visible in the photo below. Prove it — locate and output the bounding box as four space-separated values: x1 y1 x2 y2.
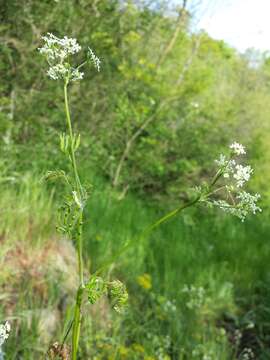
38 33 81 61
213 192 261 222
192 344 214 360
230 141 246 155
46 64 68 80
215 150 252 188
240 347 255 360
88 47 101 72
233 164 253 187
215 154 236 179
236 191 261 217
182 284 206 310
38 33 84 81
0 322 10 347
212 142 261 221
163 299 177 313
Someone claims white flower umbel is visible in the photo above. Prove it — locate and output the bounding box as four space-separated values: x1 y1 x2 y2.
213 193 261 222
230 142 246 155
0 322 10 347
215 154 227 167
236 191 261 217
38 33 81 61
47 64 69 80
204 142 261 221
70 68 84 81
215 154 236 178
233 164 253 187
39 34 100 82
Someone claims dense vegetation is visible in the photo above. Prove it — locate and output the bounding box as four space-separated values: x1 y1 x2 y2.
1 0 270 359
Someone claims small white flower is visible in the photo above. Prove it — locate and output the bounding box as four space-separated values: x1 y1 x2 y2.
233 164 253 187
39 33 85 82
237 191 261 215
191 101 199 108
230 142 246 155
215 154 236 178
0 322 10 347
38 33 81 62
210 143 261 221
241 347 255 360
70 68 84 81
215 154 227 167
163 300 177 312
60 35 81 55
39 33 100 82
4 323 10 334
213 192 261 221
47 64 69 80
182 284 206 309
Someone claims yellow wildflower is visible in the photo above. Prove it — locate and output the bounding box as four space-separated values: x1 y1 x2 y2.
119 345 129 358
137 273 152 290
133 343 145 353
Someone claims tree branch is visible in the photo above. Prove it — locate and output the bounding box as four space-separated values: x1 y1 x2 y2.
156 0 188 69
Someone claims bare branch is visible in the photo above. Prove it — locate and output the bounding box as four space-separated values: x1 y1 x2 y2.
156 0 189 69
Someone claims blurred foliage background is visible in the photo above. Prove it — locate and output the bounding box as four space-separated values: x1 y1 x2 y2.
1 0 270 359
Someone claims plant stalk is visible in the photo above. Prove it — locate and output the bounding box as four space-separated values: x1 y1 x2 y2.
64 81 84 359
64 81 83 200
95 195 201 275
71 286 84 359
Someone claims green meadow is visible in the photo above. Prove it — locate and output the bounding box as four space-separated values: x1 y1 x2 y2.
1 175 269 359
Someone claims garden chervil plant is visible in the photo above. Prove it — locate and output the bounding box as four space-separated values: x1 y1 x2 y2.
39 33 127 360
201 141 261 221
38 33 261 359
99 141 261 271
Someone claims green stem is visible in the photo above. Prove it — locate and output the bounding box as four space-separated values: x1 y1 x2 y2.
76 60 87 71
77 212 84 284
210 168 222 188
95 196 201 275
62 319 73 346
64 81 83 199
206 185 226 197
63 81 84 360
71 286 84 360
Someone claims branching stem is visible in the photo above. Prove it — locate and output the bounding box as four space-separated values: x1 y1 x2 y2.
95 195 201 275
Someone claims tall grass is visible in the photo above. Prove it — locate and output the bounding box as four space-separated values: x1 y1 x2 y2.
84 187 270 359
0 173 269 358
0 173 55 244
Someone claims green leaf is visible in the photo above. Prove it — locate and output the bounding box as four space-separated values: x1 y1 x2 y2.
108 280 128 313
73 133 81 152
41 170 69 184
86 276 107 305
59 133 70 154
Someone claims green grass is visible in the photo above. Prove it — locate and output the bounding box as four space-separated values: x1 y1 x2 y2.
0 173 55 244
1 174 270 359
83 186 270 359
